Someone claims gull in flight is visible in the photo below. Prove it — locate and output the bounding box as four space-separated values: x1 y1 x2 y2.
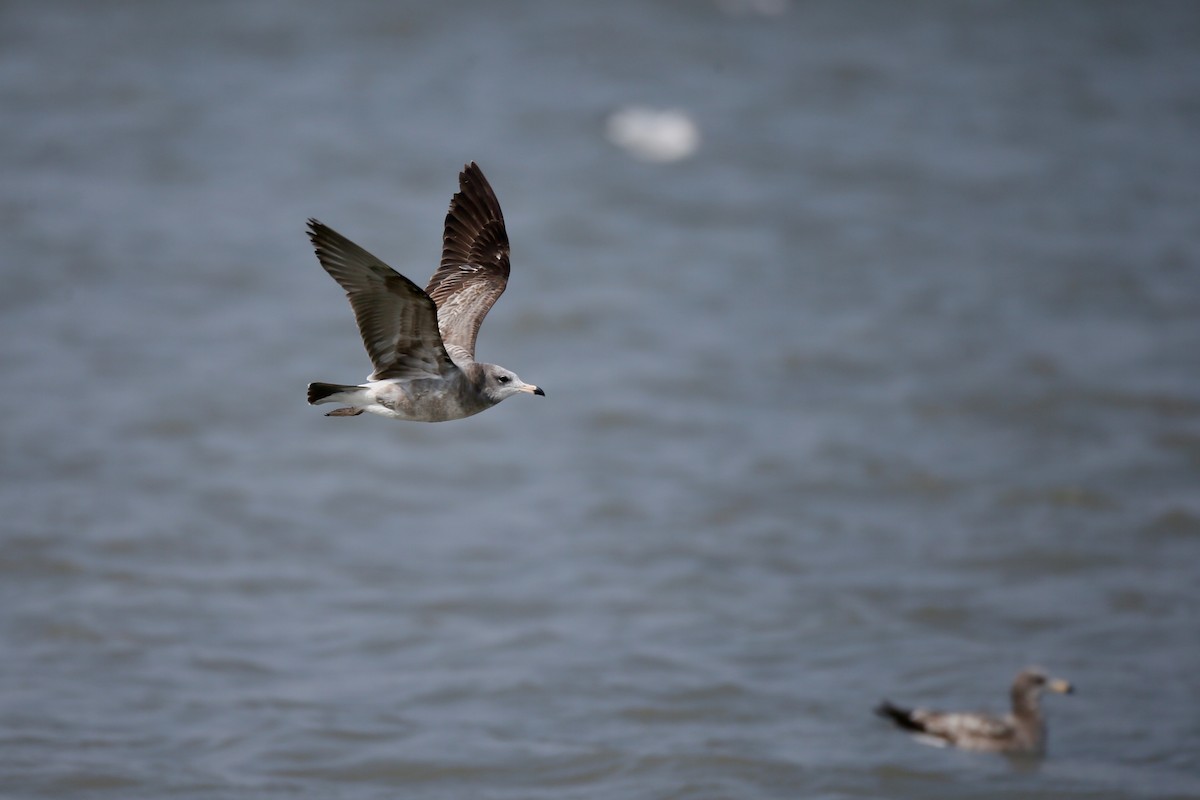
875 667 1074 756
306 162 544 422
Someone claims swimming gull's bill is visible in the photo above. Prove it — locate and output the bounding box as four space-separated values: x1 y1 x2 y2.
875 667 1074 756
305 162 544 422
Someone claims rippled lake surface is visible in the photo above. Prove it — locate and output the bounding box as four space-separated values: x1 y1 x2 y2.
2 1 1199 797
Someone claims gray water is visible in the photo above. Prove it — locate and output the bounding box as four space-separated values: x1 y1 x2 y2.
2 1 1199 798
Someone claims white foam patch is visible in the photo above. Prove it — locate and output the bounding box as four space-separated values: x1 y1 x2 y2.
605 106 700 163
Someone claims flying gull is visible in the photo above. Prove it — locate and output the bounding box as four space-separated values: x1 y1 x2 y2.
875 667 1074 756
306 162 544 422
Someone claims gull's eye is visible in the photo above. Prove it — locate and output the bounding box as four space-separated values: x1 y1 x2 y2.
497 375 511 384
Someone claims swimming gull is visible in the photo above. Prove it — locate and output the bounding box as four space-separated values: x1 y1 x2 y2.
306 162 544 422
875 667 1074 756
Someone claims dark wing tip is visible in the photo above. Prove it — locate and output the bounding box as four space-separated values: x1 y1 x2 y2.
457 162 492 210
461 161 483 182
306 218 330 248
436 161 510 281
451 163 503 219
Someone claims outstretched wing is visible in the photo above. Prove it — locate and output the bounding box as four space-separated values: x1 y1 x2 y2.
424 162 510 362
308 219 456 381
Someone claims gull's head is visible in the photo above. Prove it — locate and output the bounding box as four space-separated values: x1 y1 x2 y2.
1015 668 1074 700
481 364 545 404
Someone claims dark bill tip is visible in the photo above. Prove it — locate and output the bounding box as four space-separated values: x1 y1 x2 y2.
533 386 545 397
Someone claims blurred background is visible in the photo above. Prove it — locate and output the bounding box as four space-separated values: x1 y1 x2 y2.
2 1 1198 798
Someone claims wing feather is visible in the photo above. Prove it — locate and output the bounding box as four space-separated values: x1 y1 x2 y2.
425 162 511 361
308 219 456 381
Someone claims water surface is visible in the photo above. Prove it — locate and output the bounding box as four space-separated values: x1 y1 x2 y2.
2 1 1199 798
